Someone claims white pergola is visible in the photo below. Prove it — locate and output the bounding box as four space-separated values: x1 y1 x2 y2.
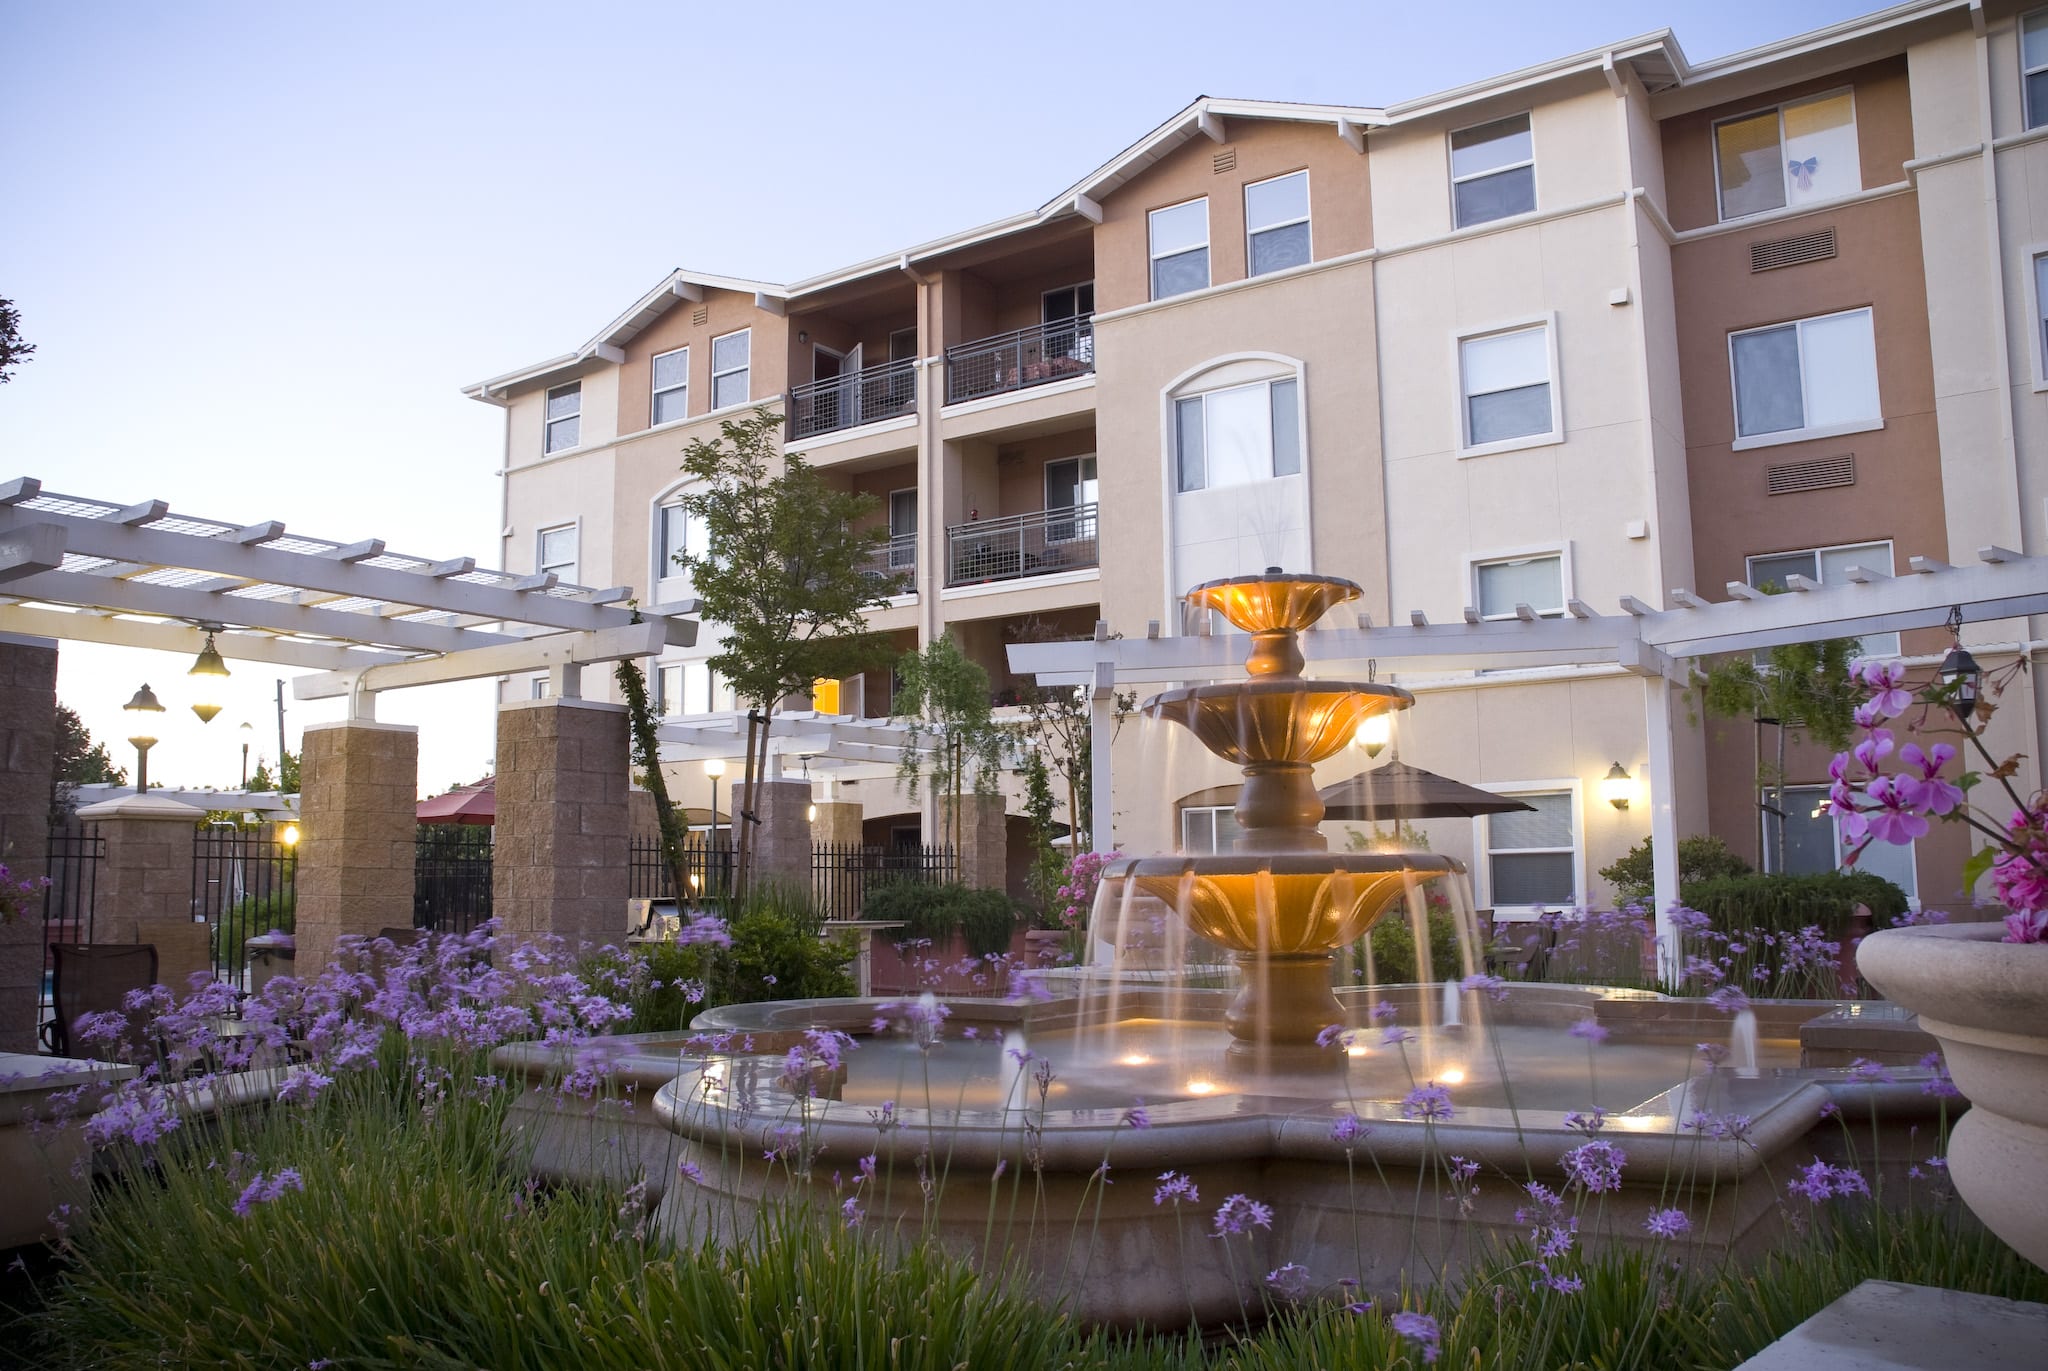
1008 547 2048 976
0 476 696 713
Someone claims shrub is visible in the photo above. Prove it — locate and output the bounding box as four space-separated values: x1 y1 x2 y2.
609 883 858 1030
859 881 1019 956
1683 870 1907 938
1599 834 1752 904
1351 908 1460 984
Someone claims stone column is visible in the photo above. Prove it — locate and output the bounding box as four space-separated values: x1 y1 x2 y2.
735 778 813 895
71 795 211 992
494 699 629 947
0 635 58 1053
296 720 419 974
937 792 1007 891
810 800 863 918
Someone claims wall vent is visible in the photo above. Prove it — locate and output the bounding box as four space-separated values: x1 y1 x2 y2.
1750 227 1837 272
1766 453 1855 495
691 306 708 327
1212 147 1237 174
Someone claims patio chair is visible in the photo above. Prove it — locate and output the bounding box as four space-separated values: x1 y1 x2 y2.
1482 922 1559 982
43 942 159 1061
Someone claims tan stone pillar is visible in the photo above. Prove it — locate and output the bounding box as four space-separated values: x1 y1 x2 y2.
0 634 58 1052
735 778 813 896
937 792 1007 891
71 795 212 993
493 699 629 947
296 720 419 975
810 800 863 918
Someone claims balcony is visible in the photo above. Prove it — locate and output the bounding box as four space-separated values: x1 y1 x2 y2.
945 504 1098 588
944 316 1094 406
858 535 918 594
787 357 918 441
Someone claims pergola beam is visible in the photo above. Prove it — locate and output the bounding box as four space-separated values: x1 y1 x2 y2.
0 603 412 671
291 621 674 699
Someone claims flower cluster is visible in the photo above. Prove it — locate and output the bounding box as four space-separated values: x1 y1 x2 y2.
1052 848 1119 932
0 860 51 925
1786 1156 1870 1203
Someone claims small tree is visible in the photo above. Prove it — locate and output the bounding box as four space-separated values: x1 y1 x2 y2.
52 703 125 821
1695 635 1862 873
0 296 34 384
894 635 1007 857
672 409 902 893
247 749 301 794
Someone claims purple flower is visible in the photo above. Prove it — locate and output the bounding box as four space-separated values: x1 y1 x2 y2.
1371 1001 1400 1022
677 1159 705 1185
1390 1310 1442 1364
1461 974 1510 1003
232 1168 305 1218
275 1067 334 1107
1331 1111 1371 1145
1401 1083 1454 1122
1561 1139 1627 1193
1846 1057 1895 1085
1707 986 1751 1016
1266 1262 1310 1299
1562 1107 1606 1135
1315 1023 1349 1049
1211 1193 1274 1236
841 1196 864 1228
1644 1207 1691 1238
1697 1042 1729 1068
1122 1101 1151 1130
677 913 732 948
1918 1051 1962 1099
1380 1025 1418 1047
1567 1018 1609 1044
1153 1171 1198 1206
1787 1156 1869 1202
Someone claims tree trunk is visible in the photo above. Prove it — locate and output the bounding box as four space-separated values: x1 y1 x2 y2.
735 709 761 906
1774 722 1789 874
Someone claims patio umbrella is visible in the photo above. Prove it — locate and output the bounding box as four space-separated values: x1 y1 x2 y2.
416 776 495 825
1316 761 1536 821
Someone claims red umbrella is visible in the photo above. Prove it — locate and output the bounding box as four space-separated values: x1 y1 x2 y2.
417 776 495 825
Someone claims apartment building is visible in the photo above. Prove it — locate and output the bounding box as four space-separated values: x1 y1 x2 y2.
468 0 2048 917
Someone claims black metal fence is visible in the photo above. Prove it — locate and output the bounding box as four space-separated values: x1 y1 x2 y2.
946 503 1099 586
39 821 105 1028
944 315 1094 404
193 823 299 986
414 825 493 935
812 842 956 920
787 356 919 440
629 836 735 905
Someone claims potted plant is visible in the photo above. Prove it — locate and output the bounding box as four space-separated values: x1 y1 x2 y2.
1833 651 2048 1269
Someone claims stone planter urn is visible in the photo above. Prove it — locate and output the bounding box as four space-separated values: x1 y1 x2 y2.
1858 921 2048 1270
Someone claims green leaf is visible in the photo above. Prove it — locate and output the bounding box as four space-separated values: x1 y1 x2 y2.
1961 843 1999 896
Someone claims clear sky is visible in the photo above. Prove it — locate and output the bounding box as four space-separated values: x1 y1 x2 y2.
1 0 1877 797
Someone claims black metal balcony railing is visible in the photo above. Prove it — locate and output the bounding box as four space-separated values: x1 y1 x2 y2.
945 503 1098 587
858 534 917 592
787 356 919 441
944 315 1094 405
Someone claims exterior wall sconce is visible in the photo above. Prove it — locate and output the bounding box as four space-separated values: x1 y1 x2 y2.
1601 762 1634 811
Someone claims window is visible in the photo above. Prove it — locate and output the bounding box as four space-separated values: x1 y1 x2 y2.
657 502 708 578
1245 171 1311 276
544 382 581 454
1714 90 1859 221
537 524 577 583
711 330 750 409
1729 307 1879 445
1450 115 1536 228
1175 377 1301 492
2034 251 2048 384
651 348 689 426
888 489 917 570
1045 456 1098 543
1181 806 1241 854
1460 324 1555 449
2026 11 2048 130
1486 791 1577 909
1149 199 1210 300
811 678 843 715
531 676 551 701
889 328 918 363
1475 553 1564 620
1042 283 1096 365
657 661 731 717
1764 783 1919 898
1747 540 1898 657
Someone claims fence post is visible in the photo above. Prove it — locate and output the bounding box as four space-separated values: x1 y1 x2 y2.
72 795 211 991
0 633 58 1053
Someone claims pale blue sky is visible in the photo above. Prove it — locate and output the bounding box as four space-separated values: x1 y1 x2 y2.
0 0 1874 794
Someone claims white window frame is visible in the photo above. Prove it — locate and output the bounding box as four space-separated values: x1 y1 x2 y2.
2024 10 2048 131
543 382 581 455
1173 375 1305 493
1043 455 1099 545
1455 315 1562 458
530 676 551 701
1244 170 1312 277
1469 544 1571 621
1712 87 1860 224
1180 805 1240 855
1473 781 1583 918
2026 243 2048 392
650 346 689 427
1746 539 1899 658
1448 113 1537 230
1148 197 1211 301
536 521 578 585
656 658 730 718
710 328 751 411
1727 306 1882 451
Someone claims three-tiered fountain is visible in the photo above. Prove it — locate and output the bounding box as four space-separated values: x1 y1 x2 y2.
1125 570 1461 1052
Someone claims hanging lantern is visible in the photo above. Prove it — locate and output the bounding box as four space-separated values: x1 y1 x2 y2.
1940 643 1983 723
1354 712 1392 759
188 630 230 723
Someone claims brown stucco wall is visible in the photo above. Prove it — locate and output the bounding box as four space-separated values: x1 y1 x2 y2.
616 289 789 439
1659 57 1914 233
1093 116 1373 313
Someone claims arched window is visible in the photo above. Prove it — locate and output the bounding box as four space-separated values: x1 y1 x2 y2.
1168 358 1304 494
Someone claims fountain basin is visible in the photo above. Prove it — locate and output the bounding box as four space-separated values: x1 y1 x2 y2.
1144 679 1411 770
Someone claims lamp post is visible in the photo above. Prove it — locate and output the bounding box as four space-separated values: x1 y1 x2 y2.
123 683 165 795
704 757 726 897
239 721 254 788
